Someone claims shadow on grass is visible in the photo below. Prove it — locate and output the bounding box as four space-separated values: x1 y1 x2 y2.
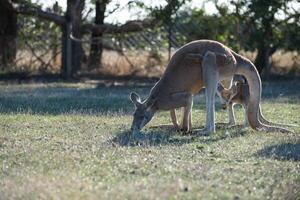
110 124 249 147
0 84 222 116
1 80 298 116
261 81 300 100
256 143 300 161
110 130 196 147
0 84 149 115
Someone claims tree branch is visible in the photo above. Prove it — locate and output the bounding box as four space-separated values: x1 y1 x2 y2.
82 19 158 35
13 2 158 35
13 2 66 26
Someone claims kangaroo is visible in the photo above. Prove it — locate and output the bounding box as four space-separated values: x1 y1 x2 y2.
218 77 297 128
129 40 293 136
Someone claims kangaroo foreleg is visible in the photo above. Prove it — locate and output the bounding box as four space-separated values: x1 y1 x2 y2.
242 104 249 127
169 92 193 131
170 106 193 132
189 109 192 130
181 96 193 132
170 109 180 130
228 102 236 126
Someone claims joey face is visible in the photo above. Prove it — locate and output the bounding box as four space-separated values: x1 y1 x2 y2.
218 89 231 109
218 84 238 109
130 92 155 134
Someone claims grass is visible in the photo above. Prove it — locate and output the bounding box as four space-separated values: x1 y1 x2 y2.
0 80 299 200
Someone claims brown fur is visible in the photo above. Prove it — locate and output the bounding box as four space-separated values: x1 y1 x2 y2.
130 40 293 135
218 79 297 128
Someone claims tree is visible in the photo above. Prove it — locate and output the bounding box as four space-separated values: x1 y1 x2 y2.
61 0 85 76
12 0 158 78
18 5 62 72
229 0 300 74
88 0 110 70
0 0 17 68
174 7 238 49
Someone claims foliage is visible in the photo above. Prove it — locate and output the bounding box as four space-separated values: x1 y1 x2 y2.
17 1 63 71
10 0 300 75
282 19 300 51
174 8 240 50
234 0 299 51
0 0 18 67
178 0 300 52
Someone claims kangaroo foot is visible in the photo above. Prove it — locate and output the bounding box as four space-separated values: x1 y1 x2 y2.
192 128 213 136
180 126 191 134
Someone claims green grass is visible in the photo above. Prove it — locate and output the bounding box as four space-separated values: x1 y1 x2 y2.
0 80 299 200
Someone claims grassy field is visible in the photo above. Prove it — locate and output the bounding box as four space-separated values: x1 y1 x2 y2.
0 80 299 200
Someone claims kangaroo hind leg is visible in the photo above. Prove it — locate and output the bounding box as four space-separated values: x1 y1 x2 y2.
194 51 219 135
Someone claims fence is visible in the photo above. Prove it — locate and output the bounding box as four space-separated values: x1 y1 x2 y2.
5 21 300 77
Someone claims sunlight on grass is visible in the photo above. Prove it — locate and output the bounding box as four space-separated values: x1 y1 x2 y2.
0 81 299 199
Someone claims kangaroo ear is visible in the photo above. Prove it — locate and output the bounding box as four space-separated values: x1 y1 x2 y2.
130 92 141 107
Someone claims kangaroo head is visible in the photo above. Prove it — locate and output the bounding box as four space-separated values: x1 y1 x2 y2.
130 92 156 134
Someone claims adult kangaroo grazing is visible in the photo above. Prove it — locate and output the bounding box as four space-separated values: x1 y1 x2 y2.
129 40 293 136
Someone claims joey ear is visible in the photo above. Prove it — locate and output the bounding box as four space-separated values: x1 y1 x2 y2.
130 92 141 106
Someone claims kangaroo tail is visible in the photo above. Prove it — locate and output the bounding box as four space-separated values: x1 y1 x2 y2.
233 52 293 133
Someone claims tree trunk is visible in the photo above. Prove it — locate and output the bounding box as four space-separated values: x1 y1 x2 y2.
61 0 84 78
61 23 73 79
254 43 270 75
167 22 172 61
70 0 85 74
61 24 67 77
0 0 17 68
88 0 108 70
